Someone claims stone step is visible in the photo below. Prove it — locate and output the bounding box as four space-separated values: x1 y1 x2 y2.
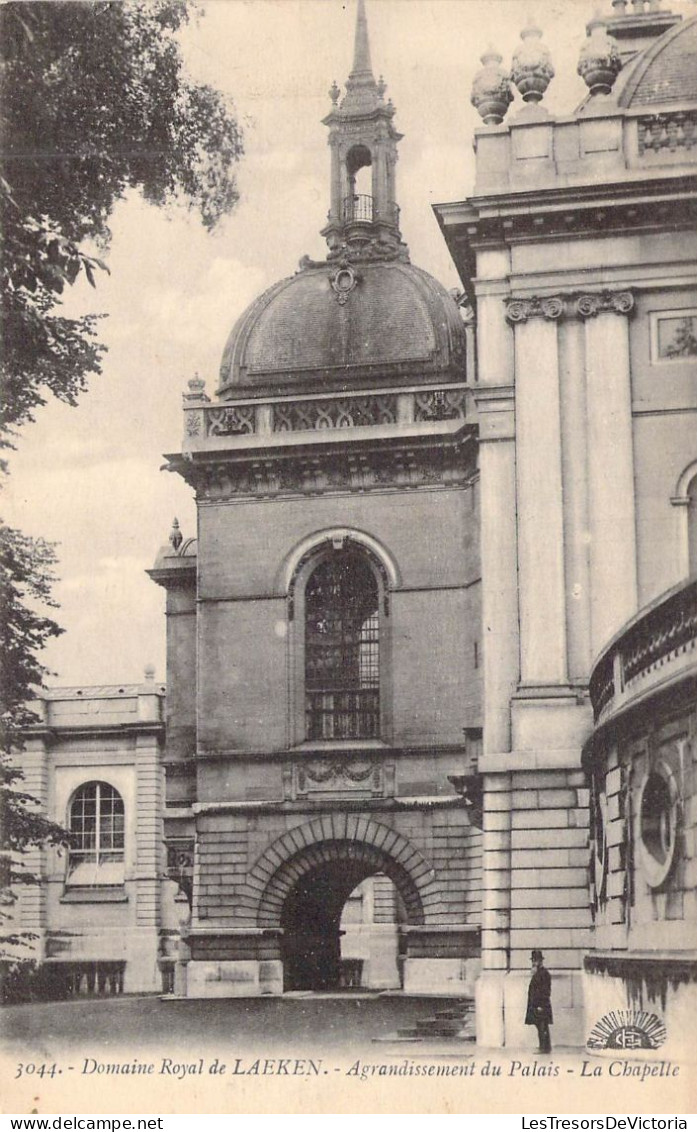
414 1018 465 1036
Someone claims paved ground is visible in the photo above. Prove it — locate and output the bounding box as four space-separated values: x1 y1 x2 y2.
1 992 474 1058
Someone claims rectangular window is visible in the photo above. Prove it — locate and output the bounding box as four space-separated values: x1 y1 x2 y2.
650 309 697 363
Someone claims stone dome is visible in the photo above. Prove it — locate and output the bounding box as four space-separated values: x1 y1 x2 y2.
218 258 467 398
618 15 697 107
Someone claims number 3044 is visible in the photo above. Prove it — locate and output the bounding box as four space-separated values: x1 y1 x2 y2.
15 1063 59 1079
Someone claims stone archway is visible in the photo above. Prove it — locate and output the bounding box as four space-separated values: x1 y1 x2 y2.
246 817 444 991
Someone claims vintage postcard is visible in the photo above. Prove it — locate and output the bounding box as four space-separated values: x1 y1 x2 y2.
1 0 696 1116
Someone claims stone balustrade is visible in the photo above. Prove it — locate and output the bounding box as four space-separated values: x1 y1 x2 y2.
182 386 469 447
589 577 697 724
638 109 697 156
472 107 697 200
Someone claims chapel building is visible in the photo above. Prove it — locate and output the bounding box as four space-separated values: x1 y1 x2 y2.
9 0 697 1054
150 0 483 999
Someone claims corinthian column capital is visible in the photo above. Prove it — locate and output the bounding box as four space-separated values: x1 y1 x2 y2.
575 290 635 319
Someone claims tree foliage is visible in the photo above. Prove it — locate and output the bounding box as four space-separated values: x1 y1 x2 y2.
0 525 67 950
0 1 244 957
0 0 243 442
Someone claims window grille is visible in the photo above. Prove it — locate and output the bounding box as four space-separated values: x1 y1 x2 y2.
305 552 379 740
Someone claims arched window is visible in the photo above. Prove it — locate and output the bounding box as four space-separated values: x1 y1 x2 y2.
304 550 380 740
672 465 697 578
688 474 697 576
344 144 373 222
68 781 125 886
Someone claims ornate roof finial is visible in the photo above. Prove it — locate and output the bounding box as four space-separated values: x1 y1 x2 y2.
329 80 340 106
169 517 183 551
184 371 209 403
511 19 555 104
578 19 622 95
471 45 513 125
351 0 374 80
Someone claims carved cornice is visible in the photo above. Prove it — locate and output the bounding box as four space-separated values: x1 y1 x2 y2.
178 438 477 504
505 290 634 325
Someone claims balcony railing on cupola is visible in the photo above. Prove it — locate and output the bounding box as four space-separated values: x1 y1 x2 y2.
343 193 373 223
341 195 400 227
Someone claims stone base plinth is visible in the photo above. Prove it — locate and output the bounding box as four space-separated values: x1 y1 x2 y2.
475 970 505 1046
403 957 479 995
186 959 284 998
185 929 283 997
123 929 162 994
401 926 480 995
583 953 697 1059
476 969 584 1048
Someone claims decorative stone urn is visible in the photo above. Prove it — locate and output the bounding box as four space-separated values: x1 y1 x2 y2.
511 21 555 104
578 21 622 96
471 46 513 125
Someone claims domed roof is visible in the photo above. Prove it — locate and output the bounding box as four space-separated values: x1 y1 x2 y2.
618 15 697 108
218 258 467 398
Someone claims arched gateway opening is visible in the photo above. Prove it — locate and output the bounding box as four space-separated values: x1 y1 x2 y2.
256 837 429 992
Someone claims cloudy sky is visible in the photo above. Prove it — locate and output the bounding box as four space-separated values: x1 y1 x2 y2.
6 0 689 687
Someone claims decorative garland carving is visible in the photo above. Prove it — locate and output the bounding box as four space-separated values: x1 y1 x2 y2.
305 758 374 784
294 757 381 796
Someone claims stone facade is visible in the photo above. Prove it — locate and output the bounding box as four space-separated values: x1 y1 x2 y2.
9 679 173 996
583 580 697 1059
11 1 696 1047
436 2 697 1048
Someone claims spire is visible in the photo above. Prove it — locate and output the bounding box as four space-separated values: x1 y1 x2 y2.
342 0 380 114
320 0 406 260
350 0 373 81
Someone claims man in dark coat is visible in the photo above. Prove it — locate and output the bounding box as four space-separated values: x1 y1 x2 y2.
525 949 552 1053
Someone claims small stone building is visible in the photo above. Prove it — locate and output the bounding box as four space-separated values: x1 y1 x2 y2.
11 677 170 995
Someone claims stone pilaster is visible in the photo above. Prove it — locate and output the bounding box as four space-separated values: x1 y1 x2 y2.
476 771 512 1046
578 290 637 658
14 739 49 958
506 296 567 686
474 388 519 756
475 251 514 388
559 317 592 681
135 731 164 930
130 728 164 992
